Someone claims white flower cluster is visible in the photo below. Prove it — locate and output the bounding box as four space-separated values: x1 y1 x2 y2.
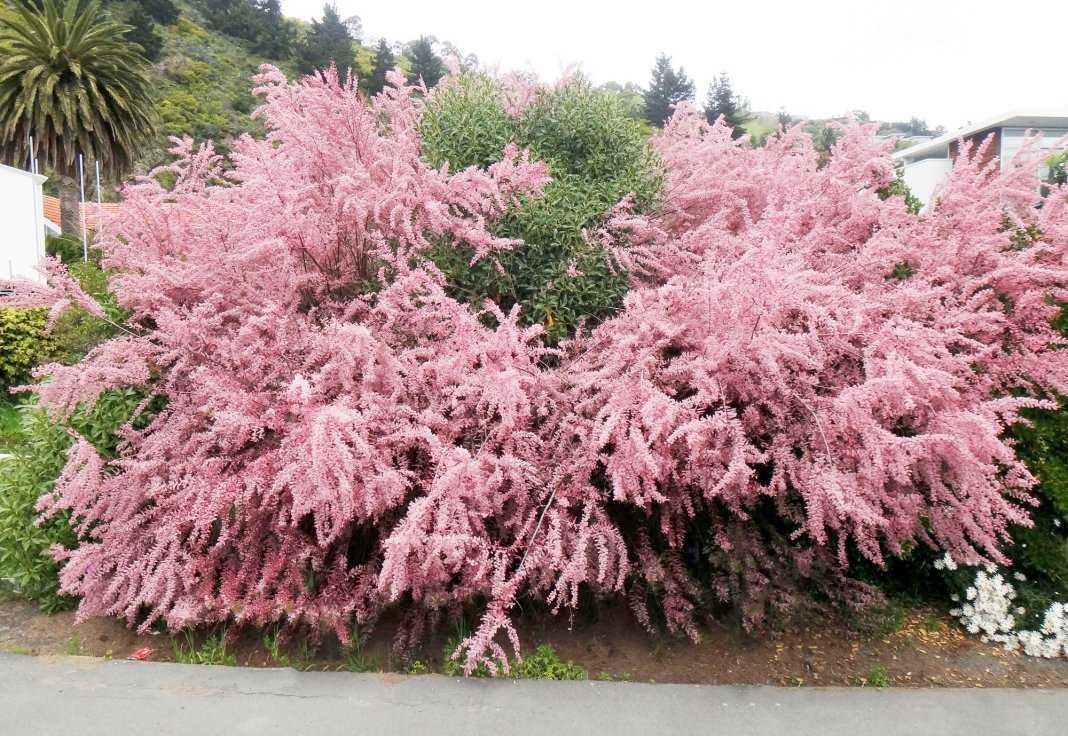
944 555 1068 659
1018 603 1068 658
949 566 1019 648
932 552 958 571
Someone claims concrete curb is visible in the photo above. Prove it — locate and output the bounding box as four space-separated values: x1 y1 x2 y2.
3 653 1068 735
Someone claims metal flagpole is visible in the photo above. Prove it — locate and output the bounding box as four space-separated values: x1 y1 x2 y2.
94 159 102 237
78 153 88 261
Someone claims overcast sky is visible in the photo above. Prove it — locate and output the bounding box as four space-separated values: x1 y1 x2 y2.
281 0 1068 131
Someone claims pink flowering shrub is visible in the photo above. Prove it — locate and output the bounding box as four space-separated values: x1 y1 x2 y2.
5 69 1068 674
577 110 1068 630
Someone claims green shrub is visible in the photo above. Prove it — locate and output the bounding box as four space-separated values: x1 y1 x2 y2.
0 309 54 394
0 399 22 451
172 630 237 666
877 175 922 214
510 644 587 680
1 260 120 395
420 73 662 342
47 261 124 366
1004 395 1068 623
0 390 151 612
0 405 77 611
863 664 891 687
45 234 87 265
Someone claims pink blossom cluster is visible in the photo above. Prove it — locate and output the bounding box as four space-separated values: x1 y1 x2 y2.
6 69 1068 674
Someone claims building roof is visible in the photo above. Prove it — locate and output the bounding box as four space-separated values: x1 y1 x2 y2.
893 108 1068 162
42 195 122 232
0 161 47 185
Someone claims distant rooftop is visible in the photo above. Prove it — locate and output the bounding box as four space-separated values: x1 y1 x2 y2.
894 108 1068 162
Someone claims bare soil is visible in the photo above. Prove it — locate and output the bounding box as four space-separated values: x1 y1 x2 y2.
2 594 1067 687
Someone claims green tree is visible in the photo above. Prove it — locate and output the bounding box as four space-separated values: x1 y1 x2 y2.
199 0 259 41
140 0 177 25
0 0 154 234
295 3 355 80
642 53 694 127
250 0 290 58
365 37 396 96
122 4 163 61
405 35 443 88
421 73 662 342
702 73 749 138
599 81 645 122
199 0 291 59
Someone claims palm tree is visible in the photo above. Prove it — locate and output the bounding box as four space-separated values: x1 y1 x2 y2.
0 0 154 234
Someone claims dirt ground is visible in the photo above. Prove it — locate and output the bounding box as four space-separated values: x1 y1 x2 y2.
2 594 1067 687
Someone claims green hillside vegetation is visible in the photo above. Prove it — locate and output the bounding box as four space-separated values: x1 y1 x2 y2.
142 4 296 167
130 3 414 170
9 1 941 177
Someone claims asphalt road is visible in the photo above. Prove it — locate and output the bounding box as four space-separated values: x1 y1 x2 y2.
3 652 1067 735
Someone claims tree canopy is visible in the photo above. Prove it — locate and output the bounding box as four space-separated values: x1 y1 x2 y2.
642 53 694 127
702 72 749 138
295 3 355 80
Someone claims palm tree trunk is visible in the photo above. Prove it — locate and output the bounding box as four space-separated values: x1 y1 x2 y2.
58 172 80 237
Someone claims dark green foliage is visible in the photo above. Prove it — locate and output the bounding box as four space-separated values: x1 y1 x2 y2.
46 260 124 366
0 406 75 611
642 53 694 127
45 233 86 265
295 3 354 80
1006 386 1068 624
365 38 396 96
421 73 662 342
0 310 53 393
807 122 840 159
405 35 443 88
197 0 290 58
121 4 164 61
0 390 148 611
1047 150 1067 186
250 0 289 58
878 175 922 215
0 399 22 451
140 0 177 24
887 261 915 281
510 644 586 680
702 73 749 139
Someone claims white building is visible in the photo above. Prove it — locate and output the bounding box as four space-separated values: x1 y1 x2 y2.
893 109 1068 206
0 162 57 285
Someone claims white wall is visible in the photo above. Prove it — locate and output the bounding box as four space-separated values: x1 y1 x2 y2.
902 157 954 208
0 163 47 284
1000 127 1068 176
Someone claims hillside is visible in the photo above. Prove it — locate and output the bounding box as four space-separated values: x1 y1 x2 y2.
139 3 296 168
131 4 938 173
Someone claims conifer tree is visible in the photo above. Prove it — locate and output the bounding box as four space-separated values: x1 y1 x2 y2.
642 54 694 127
251 0 291 59
703 72 749 138
405 35 444 88
365 38 396 96
296 3 355 80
